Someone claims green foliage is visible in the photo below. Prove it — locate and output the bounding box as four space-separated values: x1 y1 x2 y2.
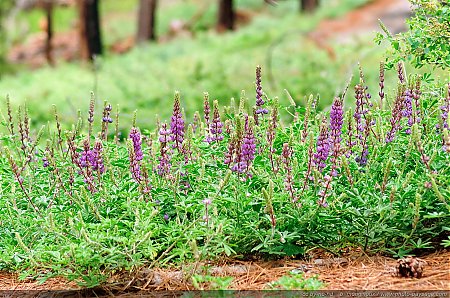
0 68 449 287
375 0 450 69
266 272 323 290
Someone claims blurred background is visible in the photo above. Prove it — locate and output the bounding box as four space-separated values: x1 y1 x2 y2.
0 0 416 130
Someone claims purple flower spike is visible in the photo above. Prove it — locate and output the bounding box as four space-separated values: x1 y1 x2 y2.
313 118 330 172
402 89 414 134
170 92 185 151
255 66 268 115
129 127 143 161
129 127 143 182
92 139 105 174
158 122 172 176
207 100 224 143
329 97 343 155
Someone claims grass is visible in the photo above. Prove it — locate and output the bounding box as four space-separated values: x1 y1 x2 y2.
0 0 398 134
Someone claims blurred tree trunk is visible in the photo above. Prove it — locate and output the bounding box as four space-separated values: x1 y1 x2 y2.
77 0 102 61
42 0 54 65
217 0 234 32
300 0 319 13
137 0 157 43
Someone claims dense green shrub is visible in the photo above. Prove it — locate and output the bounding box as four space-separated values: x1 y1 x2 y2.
376 0 450 69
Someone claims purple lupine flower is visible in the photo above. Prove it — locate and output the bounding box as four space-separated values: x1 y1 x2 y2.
129 127 143 161
128 140 141 183
206 100 224 143
164 214 169 221
226 117 245 174
92 139 105 174
402 89 414 134
241 116 256 172
128 127 143 182
74 138 96 193
42 157 49 168
313 118 330 173
102 104 113 123
386 85 406 143
158 122 172 176
80 139 94 168
170 92 185 151
354 84 366 140
224 138 236 166
255 66 268 115
329 97 344 176
329 97 343 154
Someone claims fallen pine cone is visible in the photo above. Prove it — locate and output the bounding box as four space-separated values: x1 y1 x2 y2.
397 256 427 278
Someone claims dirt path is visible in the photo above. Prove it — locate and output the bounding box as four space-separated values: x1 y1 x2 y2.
310 0 411 43
1 251 448 292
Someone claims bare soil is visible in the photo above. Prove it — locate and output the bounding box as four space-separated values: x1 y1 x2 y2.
1 250 448 292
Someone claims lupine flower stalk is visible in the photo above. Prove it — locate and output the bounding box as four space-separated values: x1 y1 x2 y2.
313 117 330 173
141 164 152 199
301 95 313 142
88 93 95 138
192 111 201 134
386 85 406 143
80 138 96 192
127 140 140 183
207 100 224 143
182 124 195 164
5 95 14 135
128 127 143 182
203 92 211 132
225 116 243 173
53 105 63 151
411 124 431 171
354 84 367 142
67 136 96 193
317 97 344 207
412 77 423 129
252 106 259 126
402 88 414 134
267 99 278 173
345 109 356 157
101 103 113 141
379 62 385 108
255 66 268 115
240 116 256 176
93 139 105 174
158 122 172 177
281 143 298 203
170 92 185 151
17 107 27 154
397 62 405 84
